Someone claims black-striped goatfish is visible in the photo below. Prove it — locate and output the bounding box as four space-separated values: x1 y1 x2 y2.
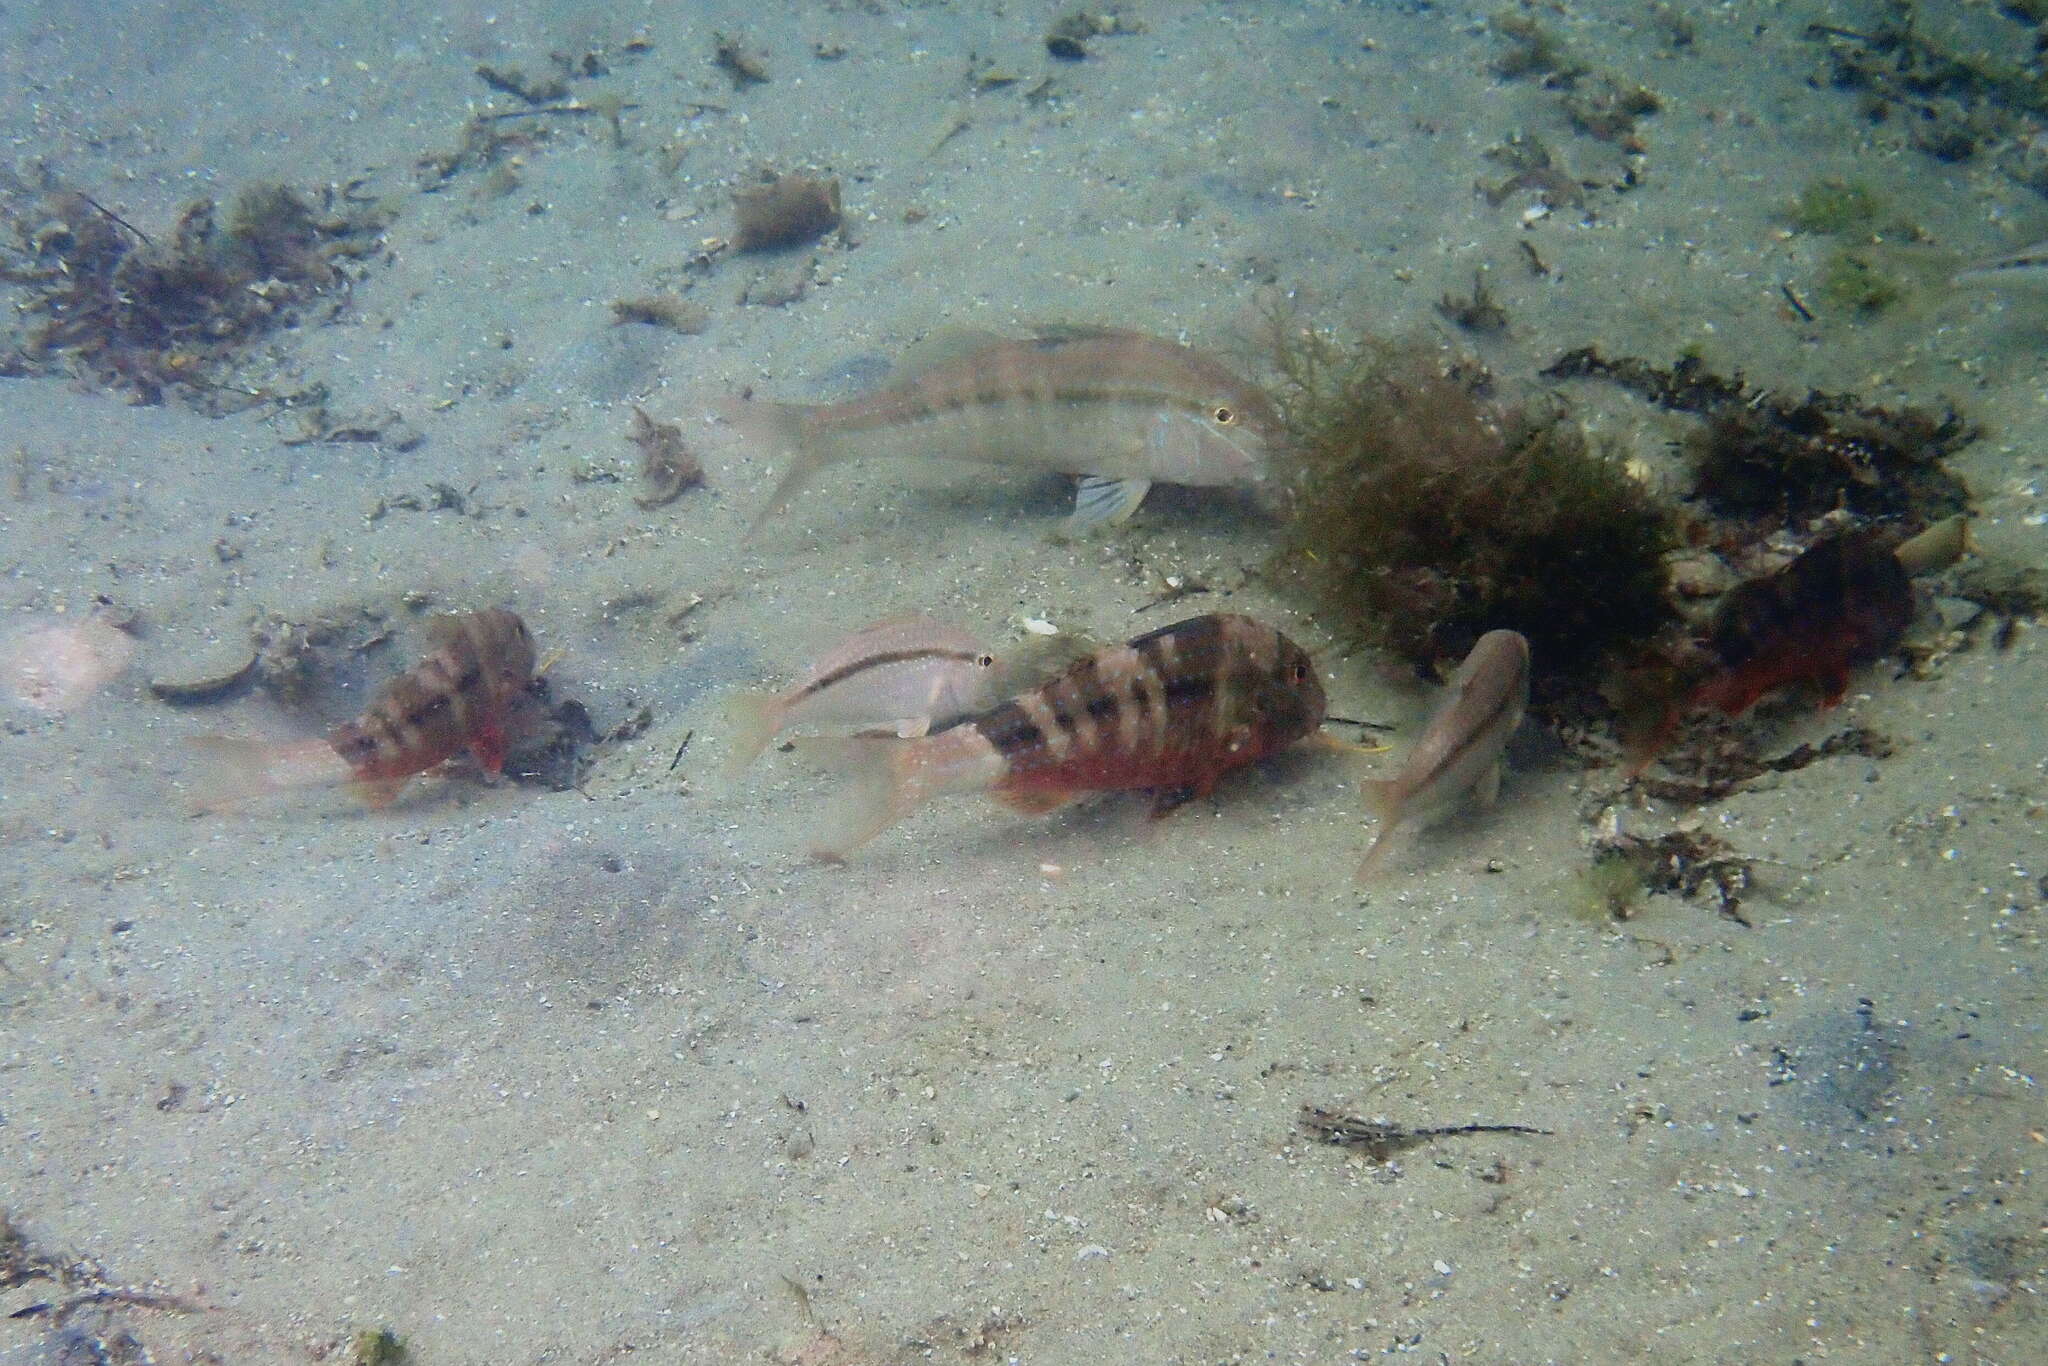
728 326 1284 533
805 612 1325 858
1357 629 1530 879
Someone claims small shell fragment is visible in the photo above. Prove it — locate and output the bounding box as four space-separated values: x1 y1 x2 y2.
148 651 259 705
1021 617 1059 636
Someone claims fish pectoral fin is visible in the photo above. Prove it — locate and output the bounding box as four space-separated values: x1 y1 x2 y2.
994 786 1076 815
469 721 509 775
350 776 410 808
1147 784 1200 819
1069 475 1151 530
1475 760 1501 809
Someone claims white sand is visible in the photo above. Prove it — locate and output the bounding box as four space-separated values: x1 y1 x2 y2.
2 2 2044 1362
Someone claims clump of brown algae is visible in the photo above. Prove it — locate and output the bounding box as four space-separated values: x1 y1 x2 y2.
1260 320 1675 686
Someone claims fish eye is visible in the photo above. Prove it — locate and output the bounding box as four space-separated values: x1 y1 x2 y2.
976 653 996 668
1288 662 1310 684
1212 405 1236 425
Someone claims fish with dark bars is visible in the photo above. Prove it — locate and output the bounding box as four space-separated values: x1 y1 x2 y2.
727 325 1284 534
188 608 540 809
802 612 1326 858
1629 529 1915 775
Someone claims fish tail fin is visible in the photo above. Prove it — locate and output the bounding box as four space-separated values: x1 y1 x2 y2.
798 735 925 860
1355 778 1404 881
184 735 350 813
1618 702 1681 781
1360 777 1402 822
721 690 785 777
720 398 831 537
1355 828 1399 882
799 731 986 860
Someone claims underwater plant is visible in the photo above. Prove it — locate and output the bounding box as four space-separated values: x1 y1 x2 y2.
0 176 385 409
1263 322 1674 683
1787 176 1882 235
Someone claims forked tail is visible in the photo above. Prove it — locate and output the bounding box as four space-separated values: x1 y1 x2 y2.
798 730 996 860
184 735 352 813
721 398 832 538
797 735 928 859
721 690 786 778
1355 777 1403 881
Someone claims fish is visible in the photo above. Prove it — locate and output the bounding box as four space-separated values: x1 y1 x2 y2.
728 325 1284 534
722 615 997 774
802 612 1325 858
1952 240 2048 290
188 608 539 810
1685 529 1911 719
1356 629 1530 880
1625 530 1914 776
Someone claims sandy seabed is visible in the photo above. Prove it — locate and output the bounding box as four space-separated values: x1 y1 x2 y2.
2 3 2044 1363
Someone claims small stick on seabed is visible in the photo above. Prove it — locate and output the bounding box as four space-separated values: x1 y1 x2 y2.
1298 1105 1551 1161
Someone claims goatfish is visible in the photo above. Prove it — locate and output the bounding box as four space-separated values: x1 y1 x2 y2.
189 608 539 810
803 612 1325 859
728 325 1284 534
723 615 997 774
1357 630 1530 880
1952 240 2048 290
1623 528 1917 778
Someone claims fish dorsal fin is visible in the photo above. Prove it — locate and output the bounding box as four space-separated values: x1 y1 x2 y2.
1070 474 1152 530
892 326 1016 380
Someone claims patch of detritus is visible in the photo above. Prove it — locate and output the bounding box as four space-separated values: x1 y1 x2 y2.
1487 11 1662 150
0 171 389 410
1631 724 1895 807
1804 4 2048 195
626 404 706 508
1 1210 198 1361
416 37 654 191
1573 830 1760 926
1541 346 1975 529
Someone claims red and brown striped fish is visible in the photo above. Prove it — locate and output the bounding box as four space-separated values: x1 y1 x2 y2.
804 612 1326 858
189 608 540 810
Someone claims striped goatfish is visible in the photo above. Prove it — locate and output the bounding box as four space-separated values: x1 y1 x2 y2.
803 612 1325 858
1357 630 1530 880
723 615 996 774
1952 240 2048 290
728 326 1284 533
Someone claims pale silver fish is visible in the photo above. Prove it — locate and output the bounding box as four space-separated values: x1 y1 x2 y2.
729 325 1284 533
1952 241 2048 291
723 616 995 774
1357 630 1531 880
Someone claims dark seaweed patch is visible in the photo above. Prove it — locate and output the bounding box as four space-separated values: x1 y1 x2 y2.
0 175 387 410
